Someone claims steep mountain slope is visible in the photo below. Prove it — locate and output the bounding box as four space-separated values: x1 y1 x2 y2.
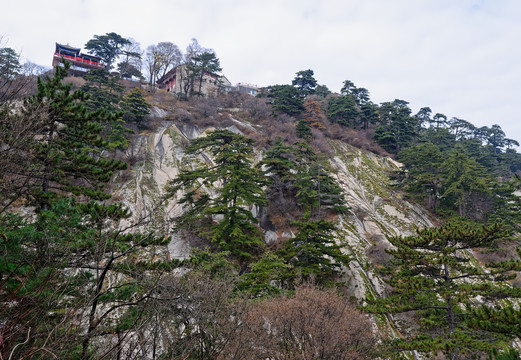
114 107 434 300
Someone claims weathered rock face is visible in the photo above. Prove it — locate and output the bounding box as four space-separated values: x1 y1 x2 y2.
330 142 433 301
114 108 434 298
113 120 205 259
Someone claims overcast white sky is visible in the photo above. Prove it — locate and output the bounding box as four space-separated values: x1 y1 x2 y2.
3 0 521 143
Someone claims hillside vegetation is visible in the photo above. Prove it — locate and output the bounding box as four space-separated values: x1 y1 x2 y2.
1 36 521 360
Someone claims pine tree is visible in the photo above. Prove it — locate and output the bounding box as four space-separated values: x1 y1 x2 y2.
121 87 151 125
277 219 350 285
260 138 299 217
327 94 358 127
295 118 312 141
396 142 444 209
364 220 521 359
441 149 491 217
292 144 348 219
81 68 130 149
493 349 521 360
292 69 318 97
0 62 169 359
265 84 304 116
262 138 299 181
237 252 290 295
84 32 131 70
82 68 124 113
261 140 347 220
489 175 521 234
21 62 127 209
0 199 170 359
167 130 267 262
185 51 222 97
374 99 420 154
294 160 348 219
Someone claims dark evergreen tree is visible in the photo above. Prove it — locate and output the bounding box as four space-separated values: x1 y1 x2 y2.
295 118 312 141
186 51 222 97
0 47 21 81
396 142 444 209
493 349 521 360
117 60 143 80
440 149 491 217
82 68 125 113
265 84 304 116
488 175 521 234
237 252 290 295
262 140 347 220
430 112 448 128
0 46 31 102
314 84 331 98
334 80 372 124
81 68 129 149
488 124 508 153
458 137 500 173
364 220 521 360
277 219 350 285
326 94 358 127
421 127 457 152
294 160 348 219
0 198 170 360
352 87 370 105
374 99 420 154
167 130 267 262
85 32 131 70
448 117 476 141
20 62 127 209
501 147 521 173
261 138 299 212
359 101 379 129
262 138 299 181
414 106 432 127
292 69 318 97
121 88 151 125
470 286 521 346
340 80 356 95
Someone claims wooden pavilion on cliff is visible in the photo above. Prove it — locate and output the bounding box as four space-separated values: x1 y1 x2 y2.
52 43 104 74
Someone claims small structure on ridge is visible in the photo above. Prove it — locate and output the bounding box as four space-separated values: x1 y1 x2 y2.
52 43 104 74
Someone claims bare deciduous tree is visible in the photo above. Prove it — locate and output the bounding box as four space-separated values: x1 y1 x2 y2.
229 284 377 360
155 42 182 80
145 42 182 88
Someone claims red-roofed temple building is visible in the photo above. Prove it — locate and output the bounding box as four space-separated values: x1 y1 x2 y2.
52 43 104 74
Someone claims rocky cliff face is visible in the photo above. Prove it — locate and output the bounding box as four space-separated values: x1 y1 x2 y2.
114 109 434 303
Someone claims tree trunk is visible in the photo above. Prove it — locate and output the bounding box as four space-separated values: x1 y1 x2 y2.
444 263 459 360
41 123 55 211
198 73 203 96
81 255 115 360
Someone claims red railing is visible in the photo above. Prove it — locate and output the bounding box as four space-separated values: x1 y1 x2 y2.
54 53 103 67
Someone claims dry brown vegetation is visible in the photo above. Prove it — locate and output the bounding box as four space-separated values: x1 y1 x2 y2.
230 284 377 360
63 75 86 90
146 89 390 161
474 239 521 264
103 272 377 360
